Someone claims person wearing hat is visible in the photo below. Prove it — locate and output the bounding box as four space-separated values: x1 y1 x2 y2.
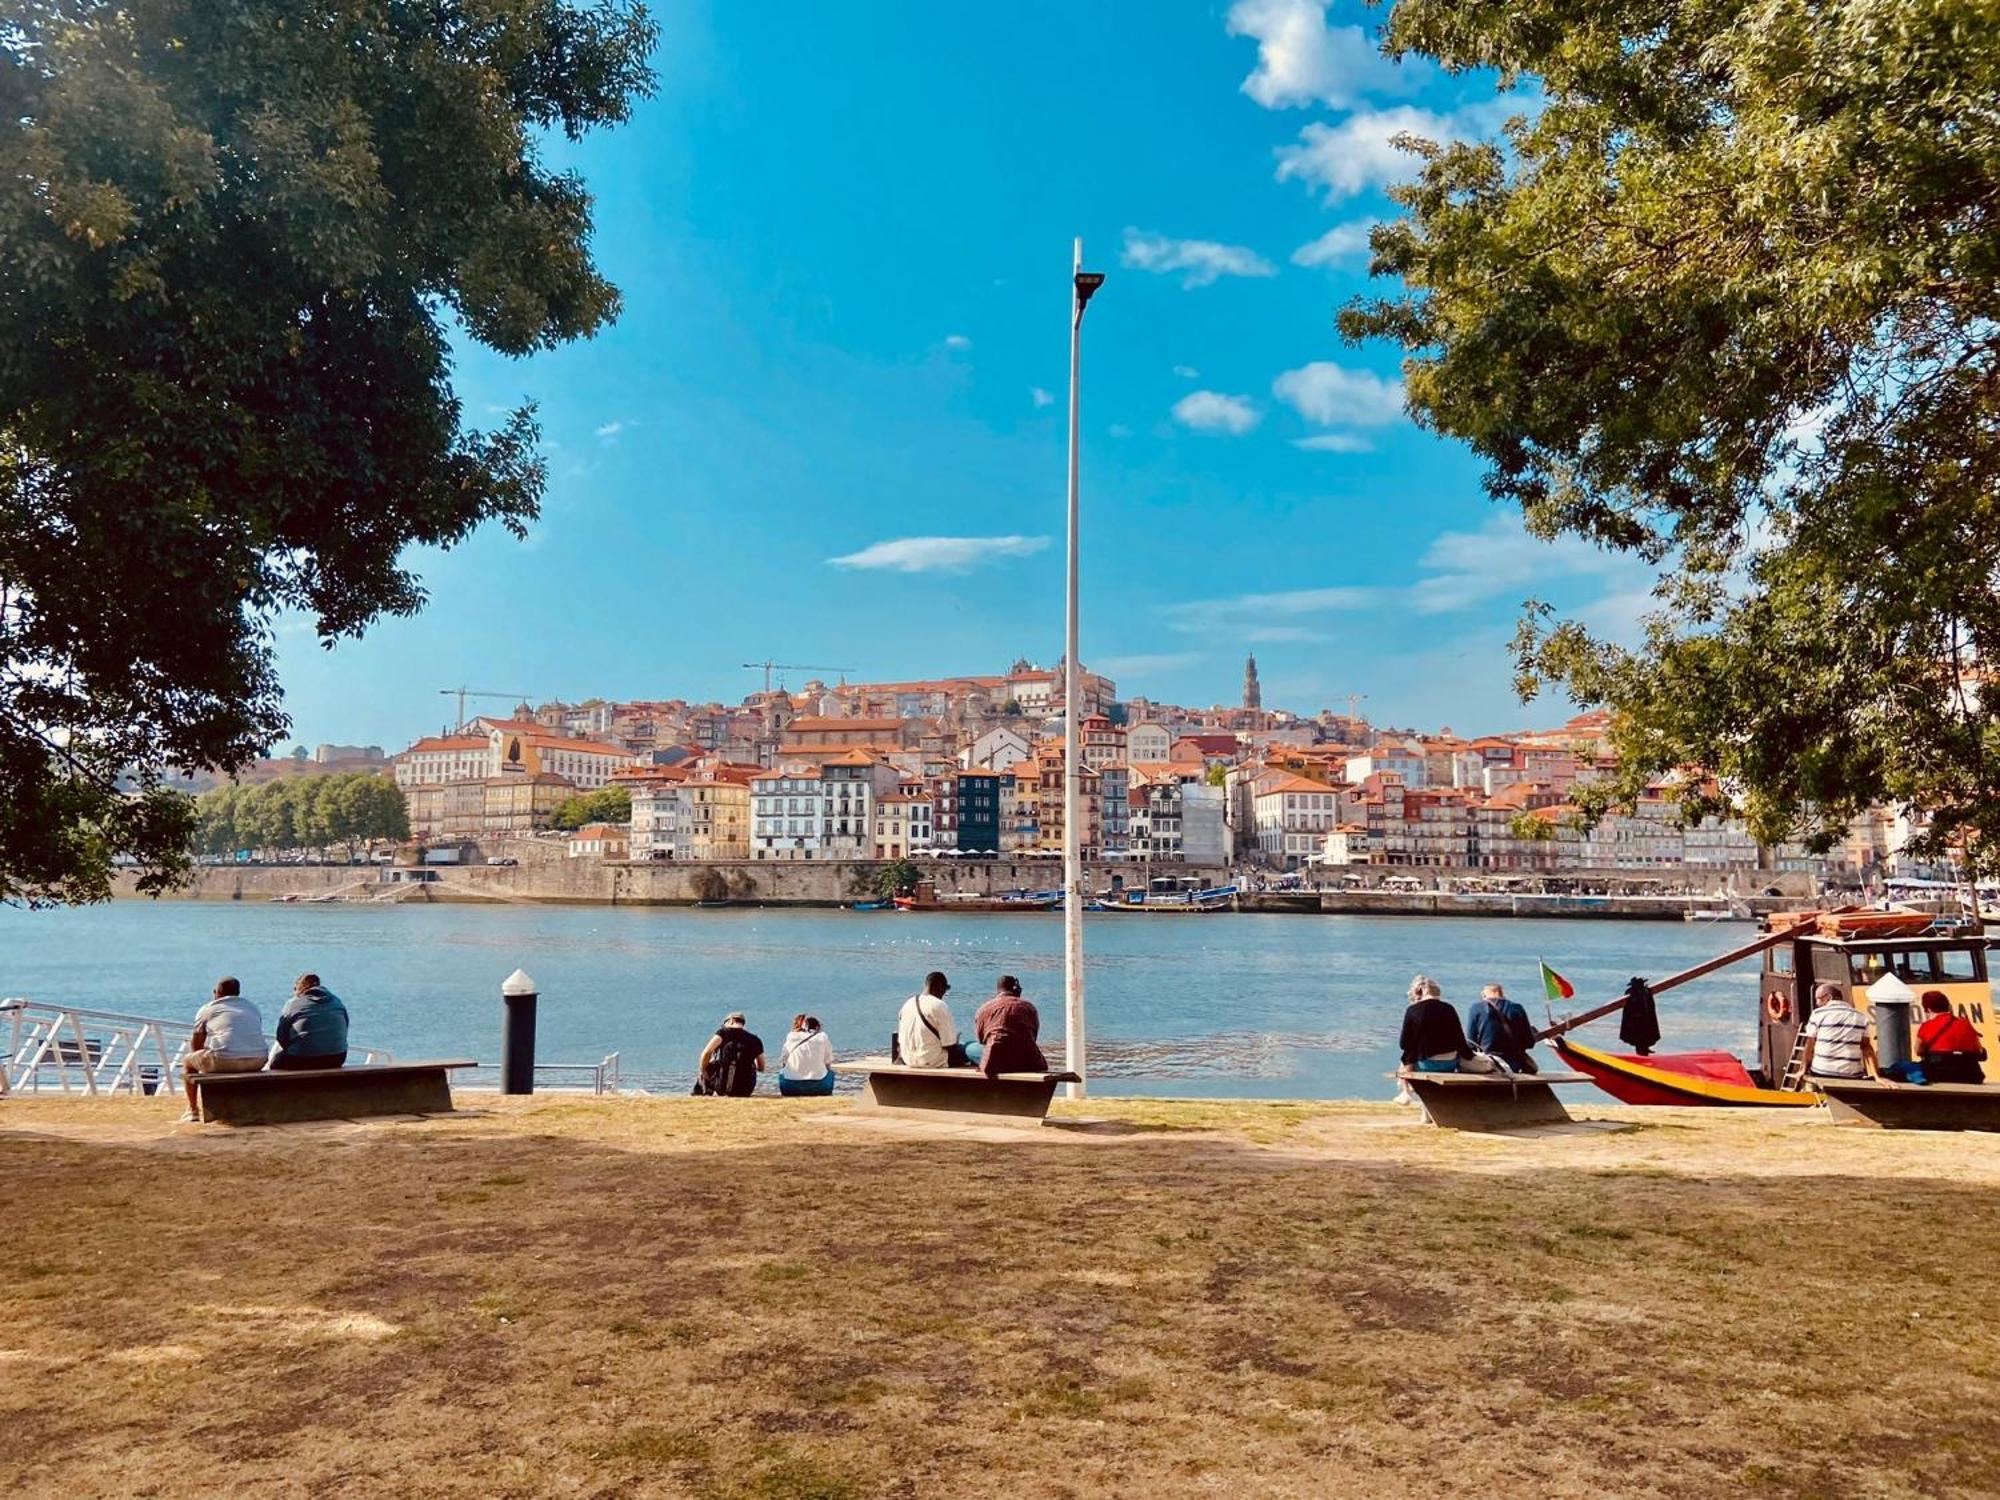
896 971 960 1068
696 1012 765 1096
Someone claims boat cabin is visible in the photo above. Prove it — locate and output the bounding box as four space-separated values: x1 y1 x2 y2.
1758 911 1992 1085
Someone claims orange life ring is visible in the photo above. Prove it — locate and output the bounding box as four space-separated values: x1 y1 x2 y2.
1765 992 1791 1023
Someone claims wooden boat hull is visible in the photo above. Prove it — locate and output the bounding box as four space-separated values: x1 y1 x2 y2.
1554 1037 1819 1108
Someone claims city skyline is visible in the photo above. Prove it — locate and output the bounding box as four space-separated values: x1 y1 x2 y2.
269 1 1653 751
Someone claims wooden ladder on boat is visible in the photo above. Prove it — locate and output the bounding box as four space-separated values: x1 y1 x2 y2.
1779 1026 1812 1092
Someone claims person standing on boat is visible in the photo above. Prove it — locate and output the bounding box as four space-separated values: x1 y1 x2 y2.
1914 990 1985 1084
896 971 962 1068
1398 976 1480 1073
1468 983 1539 1073
1800 982 1875 1081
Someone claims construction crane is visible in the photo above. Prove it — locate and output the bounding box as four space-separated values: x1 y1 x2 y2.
742 661 853 695
1330 693 1369 739
439 687 532 733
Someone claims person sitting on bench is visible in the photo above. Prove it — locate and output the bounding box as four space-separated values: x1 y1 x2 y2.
1467 983 1539 1073
1398 975 1483 1073
274 972 349 1072
777 1014 835 1097
896 971 963 1068
971 975 1046 1079
181 976 268 1121
1915 989 1986 1085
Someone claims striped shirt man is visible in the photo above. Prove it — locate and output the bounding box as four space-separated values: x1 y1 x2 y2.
1804 990 1873 1079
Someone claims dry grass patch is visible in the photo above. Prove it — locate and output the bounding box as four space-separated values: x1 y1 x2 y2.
6 1094 2000 1497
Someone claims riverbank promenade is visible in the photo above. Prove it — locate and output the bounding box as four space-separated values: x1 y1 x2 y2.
8 1095 2000 1498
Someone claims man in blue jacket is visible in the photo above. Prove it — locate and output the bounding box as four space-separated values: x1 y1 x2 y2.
1468 983 1539 1073
274 972 349 1071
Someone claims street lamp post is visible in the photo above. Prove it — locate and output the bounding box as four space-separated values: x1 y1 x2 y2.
1064 238 1104 1101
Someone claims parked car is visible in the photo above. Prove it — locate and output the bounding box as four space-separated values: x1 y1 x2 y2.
486 856 519 866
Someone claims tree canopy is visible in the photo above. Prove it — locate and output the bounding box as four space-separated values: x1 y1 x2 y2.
552 785 631 831
1345 0 2000 869
196 771 408 858
0 0 655 904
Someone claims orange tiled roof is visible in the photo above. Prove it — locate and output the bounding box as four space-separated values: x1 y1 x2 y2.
400 735 490 754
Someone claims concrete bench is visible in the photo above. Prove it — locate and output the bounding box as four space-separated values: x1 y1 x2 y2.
845 1057 1081 1127
193 1060 476 1126
1395 1068 1594 1131
1816 1077 2000 1131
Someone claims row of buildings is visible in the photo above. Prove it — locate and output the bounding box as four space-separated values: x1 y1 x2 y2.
376 659 1906 878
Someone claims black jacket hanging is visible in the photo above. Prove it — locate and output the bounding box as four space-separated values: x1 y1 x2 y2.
1619 976 1662 1055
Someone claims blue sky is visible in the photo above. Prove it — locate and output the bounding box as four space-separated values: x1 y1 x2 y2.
276 0 1652 752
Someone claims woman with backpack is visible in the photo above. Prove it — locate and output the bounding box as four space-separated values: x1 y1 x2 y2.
696 1012 765 1096
777 1013 836 1097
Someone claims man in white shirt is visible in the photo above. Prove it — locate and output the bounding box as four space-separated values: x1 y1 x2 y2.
182 976 268 1121
896 971 959 1068
1801 981 1876 1080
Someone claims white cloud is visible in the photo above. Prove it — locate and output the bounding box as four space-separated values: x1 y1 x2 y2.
1172 364 1199 380
1107 423 1132 438
1292 219 1377 268
1164 584 1379 640
1030 386 1055 408
1408 514 1647 617
1122 228 1276 289
943 333 972 350
828 535 1050 574
1276 102 1512 200
1272 361 1404 427
1292 432 1373 453
1226 0 1390 110
593 420 625 441
1172 391 1261 435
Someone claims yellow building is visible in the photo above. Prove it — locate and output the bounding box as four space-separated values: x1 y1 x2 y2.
682 779 752 861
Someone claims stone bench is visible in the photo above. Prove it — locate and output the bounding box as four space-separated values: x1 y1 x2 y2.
845 1057 1081 1127
192 1060 476 1126
1395 1068 1595 1131
1816 1077 2000 1131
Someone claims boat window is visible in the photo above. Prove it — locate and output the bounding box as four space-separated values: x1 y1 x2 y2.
1847 951 1893 985
1893 950 1942 983
1934 946 1983 983
1767 947 1794 975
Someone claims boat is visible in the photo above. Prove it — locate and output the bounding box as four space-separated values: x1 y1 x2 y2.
1683 900 1752 923
849 899 894 911
893 880 1060 913
1089 889 1233 913
1551 906 1999 1108
1554 1036 1818 1108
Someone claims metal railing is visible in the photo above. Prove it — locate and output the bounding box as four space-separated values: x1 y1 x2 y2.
0 999 392 1099
457 1053 622 1095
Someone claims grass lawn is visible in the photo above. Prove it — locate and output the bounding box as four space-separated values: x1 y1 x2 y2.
6 1093 2000 1498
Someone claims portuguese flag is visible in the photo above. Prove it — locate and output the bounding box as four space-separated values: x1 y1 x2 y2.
1541 960 1575 1003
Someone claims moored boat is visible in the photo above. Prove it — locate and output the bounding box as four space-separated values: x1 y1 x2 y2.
1549 906 1997 1108
1553 1036 1817 1108
893 881 1060 913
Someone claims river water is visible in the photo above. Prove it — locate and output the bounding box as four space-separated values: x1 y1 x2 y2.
0 903 1771 1098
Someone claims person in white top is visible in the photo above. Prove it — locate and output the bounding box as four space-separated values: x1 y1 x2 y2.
778 1014 836 1097
896 971 960 1068
182 976 268 1122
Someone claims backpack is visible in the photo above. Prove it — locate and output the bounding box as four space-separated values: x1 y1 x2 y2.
707 1031 758 1097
